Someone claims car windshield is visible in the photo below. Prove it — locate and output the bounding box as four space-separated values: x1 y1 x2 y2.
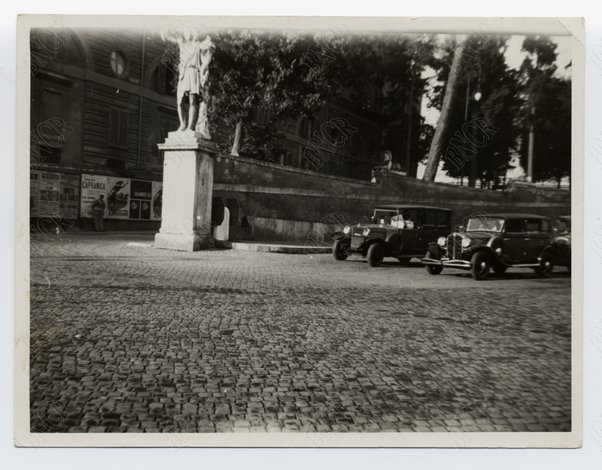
465 217 505 232
555 217 571 233
373 210 398 225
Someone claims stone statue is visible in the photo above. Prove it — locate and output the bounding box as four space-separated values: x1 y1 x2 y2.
161 31 215 138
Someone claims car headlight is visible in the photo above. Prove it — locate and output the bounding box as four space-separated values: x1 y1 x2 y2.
362 228 371 237
437 236 446 247
343 226 350 235
461 237 471 248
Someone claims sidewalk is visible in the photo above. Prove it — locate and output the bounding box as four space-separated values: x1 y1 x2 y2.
33 230 333 254
230 241 332 254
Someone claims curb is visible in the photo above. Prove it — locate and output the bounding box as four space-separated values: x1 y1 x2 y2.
230 242 332 254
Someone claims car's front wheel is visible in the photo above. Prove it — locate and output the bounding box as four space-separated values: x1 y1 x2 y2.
471 251 491 281
367 243 384 267
332 239 349 261
534 251 554 277
424 248 443 275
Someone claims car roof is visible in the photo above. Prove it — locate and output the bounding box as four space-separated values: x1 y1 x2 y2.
374 204 451 211
469 213 551 220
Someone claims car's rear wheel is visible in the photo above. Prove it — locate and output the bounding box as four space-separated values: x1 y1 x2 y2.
367 243 384 267
424 248 443 275
534 251 554 277
332 239 349 261
471 251 491 281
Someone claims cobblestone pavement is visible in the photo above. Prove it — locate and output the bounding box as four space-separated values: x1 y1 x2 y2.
29 234 572 433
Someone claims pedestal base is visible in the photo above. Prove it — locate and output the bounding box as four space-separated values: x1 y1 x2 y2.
154 131 217 252
154 232 214 251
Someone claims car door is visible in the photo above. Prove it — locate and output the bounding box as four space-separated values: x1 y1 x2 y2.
524 218 551 262
400 208 419 252
417 209 446 252
501 218 529 264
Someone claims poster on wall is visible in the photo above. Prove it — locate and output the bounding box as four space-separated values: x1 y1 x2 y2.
80 174 108 218
38 171 61 217
59 173 80 219
80 174 162 220
105 176 130 219
30 170 40 218
129 179 152 220
151 181 162 220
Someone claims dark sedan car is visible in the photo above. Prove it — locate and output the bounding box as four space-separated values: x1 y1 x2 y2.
422 213 557 280
552 215 571 270
333 205 451 267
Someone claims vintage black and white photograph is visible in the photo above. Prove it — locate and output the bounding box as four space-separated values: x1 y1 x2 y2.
15 15 583 447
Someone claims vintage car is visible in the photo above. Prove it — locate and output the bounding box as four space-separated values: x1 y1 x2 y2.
332 205 451 267
552 215 571 270
422 213 557 280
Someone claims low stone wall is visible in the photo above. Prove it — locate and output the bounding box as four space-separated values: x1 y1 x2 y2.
212 154 571 243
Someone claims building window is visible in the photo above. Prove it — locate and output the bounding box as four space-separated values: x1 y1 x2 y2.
152 117 179 162
109 108 129 148
151 64 177 96
299 116 316 140
110 51 127 77
32 146 61 165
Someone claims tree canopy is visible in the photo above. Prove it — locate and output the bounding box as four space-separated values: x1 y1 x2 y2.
162 30 570 186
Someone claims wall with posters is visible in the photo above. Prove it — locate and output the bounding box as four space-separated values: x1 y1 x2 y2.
80 174 108 219
80 174 162 221
30 170 80 219
59 174 80 219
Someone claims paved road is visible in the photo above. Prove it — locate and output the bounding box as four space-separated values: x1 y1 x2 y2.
29 234 572 433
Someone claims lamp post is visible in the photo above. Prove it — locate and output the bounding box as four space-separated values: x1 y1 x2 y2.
463 70 482 188
527 105 535 183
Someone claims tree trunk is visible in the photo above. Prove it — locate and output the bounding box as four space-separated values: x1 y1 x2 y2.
405 67 415 176
423 38 466 182
230 121 243 156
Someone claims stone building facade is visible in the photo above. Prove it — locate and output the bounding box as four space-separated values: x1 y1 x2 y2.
29 27 390 229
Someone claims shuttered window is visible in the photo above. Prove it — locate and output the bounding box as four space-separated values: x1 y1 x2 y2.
109 108 129 148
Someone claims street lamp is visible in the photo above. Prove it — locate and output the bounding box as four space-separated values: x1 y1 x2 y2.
461 73 482 187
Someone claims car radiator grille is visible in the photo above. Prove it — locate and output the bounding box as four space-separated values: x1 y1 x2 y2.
448 234 463 260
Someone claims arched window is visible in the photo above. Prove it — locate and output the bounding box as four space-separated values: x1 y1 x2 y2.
151 63 177 96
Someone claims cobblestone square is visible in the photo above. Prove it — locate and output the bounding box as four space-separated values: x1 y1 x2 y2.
29 234 571 433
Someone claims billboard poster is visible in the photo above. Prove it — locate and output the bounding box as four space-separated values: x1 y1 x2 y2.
30 170 40 218
80 174 108 218
105 176 130 219
151 181 162 220
38 171 61 217
80 173 162 221
59 173 80 219
129 179 152 220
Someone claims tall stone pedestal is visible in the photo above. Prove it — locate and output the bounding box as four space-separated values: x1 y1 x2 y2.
154 130 217 251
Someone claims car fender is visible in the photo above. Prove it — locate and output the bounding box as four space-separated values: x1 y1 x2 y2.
467 245 501 265
363 238 387 251
539 244 556 259
426 242 443 258
332 232 349 242
385 233 402 253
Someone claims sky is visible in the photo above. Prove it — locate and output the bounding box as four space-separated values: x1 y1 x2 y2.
416 34 572 183
421 34 572 128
